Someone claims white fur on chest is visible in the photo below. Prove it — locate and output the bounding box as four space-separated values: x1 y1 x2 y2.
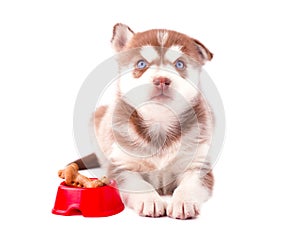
138 103 178 132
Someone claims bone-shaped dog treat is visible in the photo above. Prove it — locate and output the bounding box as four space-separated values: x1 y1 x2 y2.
58 163 110 188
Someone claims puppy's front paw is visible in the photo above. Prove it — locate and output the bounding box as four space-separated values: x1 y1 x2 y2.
125 192 167 217
167 191 201 219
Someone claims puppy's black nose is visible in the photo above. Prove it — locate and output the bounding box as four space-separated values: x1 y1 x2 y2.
153 77 171 87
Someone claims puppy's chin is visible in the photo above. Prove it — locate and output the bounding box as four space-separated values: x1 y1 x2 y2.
150 89 173 102
150 94 172 101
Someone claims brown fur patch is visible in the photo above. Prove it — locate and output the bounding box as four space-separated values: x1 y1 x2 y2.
94 105 108 131
129 109 151 143
202 171 214 191
192 97 213 143
133 67 148 78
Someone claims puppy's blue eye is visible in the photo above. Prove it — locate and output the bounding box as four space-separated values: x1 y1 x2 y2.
136 60 147 69
175 60 185 70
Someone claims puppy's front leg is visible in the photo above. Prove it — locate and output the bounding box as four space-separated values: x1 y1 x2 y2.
167 171 213 219
116 171 167 217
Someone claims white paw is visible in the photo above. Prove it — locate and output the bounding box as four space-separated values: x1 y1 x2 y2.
167 191 201 219
125 192 167 217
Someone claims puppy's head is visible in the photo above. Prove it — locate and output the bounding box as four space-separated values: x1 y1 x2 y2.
111 23 213 109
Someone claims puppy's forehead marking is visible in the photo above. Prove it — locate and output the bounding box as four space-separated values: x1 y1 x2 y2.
157 31 169 46
165 45 183 63
140 46 159 62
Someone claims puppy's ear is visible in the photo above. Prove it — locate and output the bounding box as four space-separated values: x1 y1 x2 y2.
193 38 213 62
111 23 134 52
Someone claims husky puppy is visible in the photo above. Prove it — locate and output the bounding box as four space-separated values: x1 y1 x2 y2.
75 24 214 219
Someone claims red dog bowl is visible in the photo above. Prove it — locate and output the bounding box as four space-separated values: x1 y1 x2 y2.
52 179 124 217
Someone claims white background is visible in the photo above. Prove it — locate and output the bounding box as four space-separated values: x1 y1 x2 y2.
1 0 300 236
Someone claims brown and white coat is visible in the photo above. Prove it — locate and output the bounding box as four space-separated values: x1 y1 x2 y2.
90 24 214 219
